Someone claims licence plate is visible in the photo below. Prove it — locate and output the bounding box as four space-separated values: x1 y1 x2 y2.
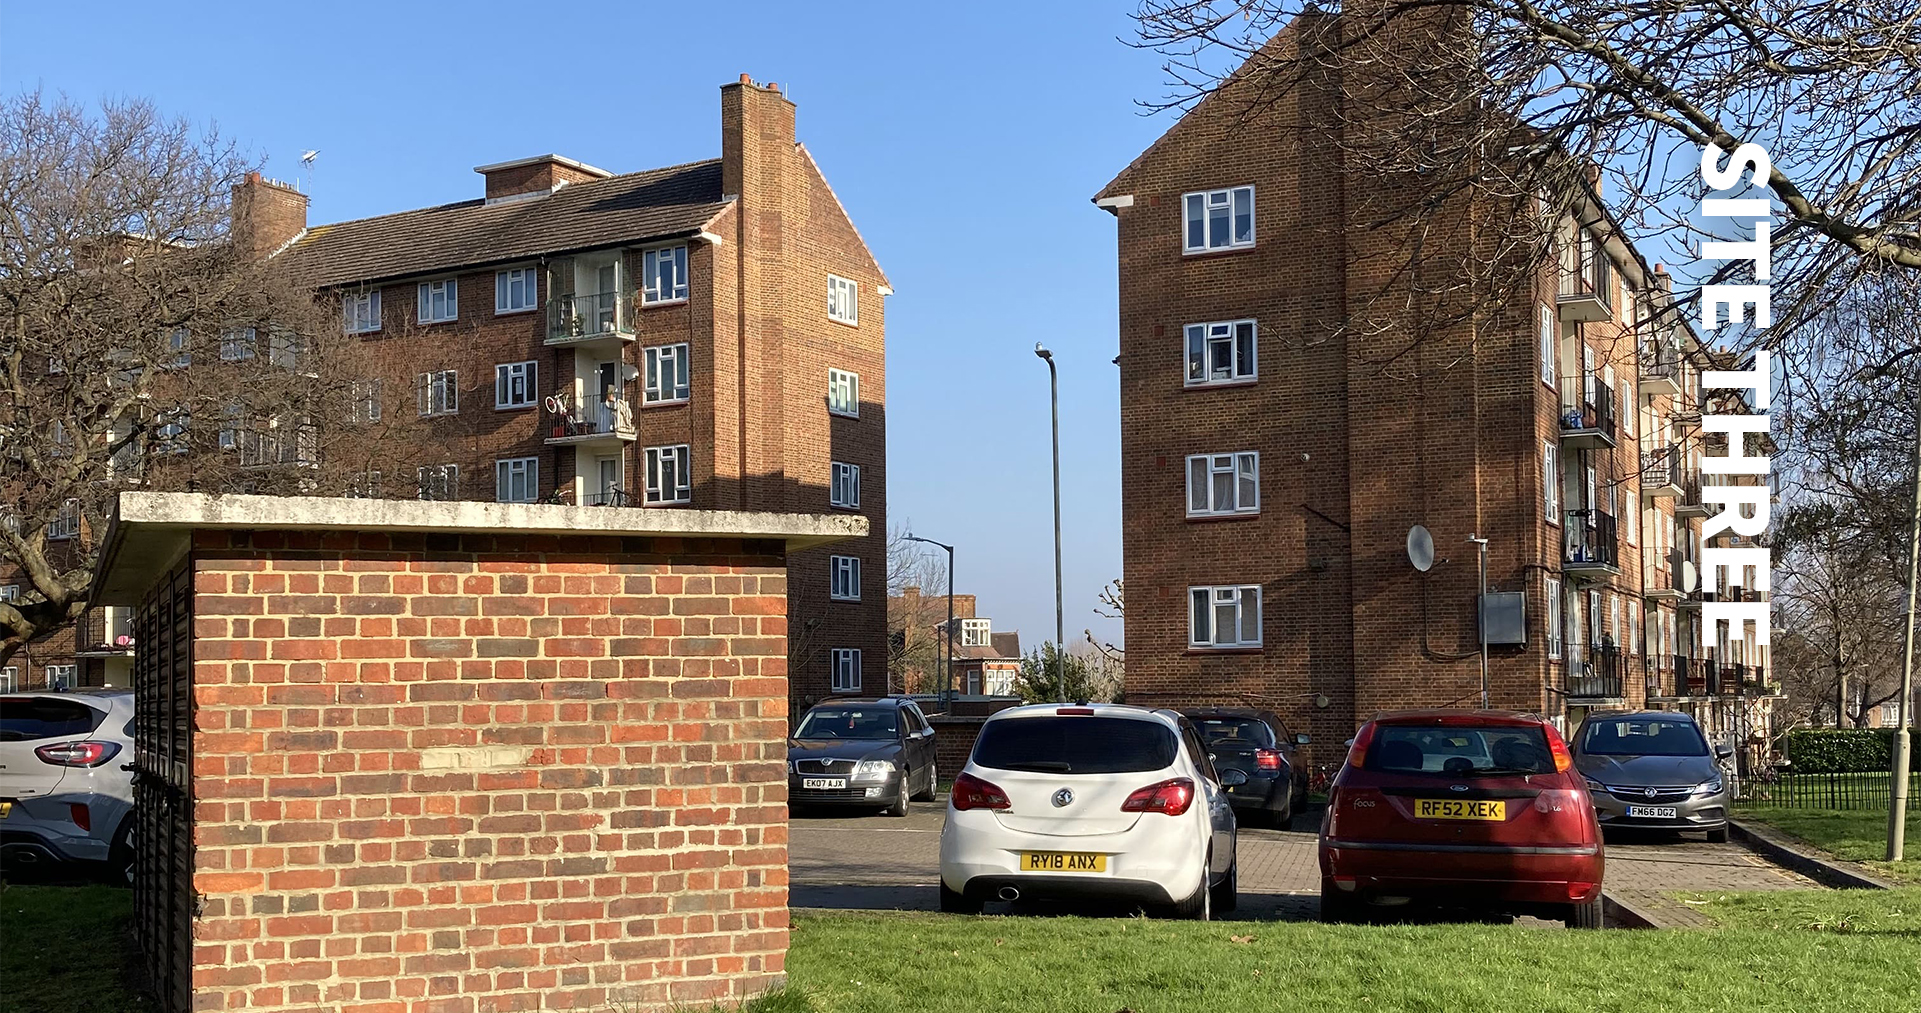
1626 805 1678 819
1020 851 1107 872
1413 798 1506 821
801 778 847 789
0 801 10 819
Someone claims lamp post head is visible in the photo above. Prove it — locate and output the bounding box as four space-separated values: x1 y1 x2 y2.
1034 343 1053 361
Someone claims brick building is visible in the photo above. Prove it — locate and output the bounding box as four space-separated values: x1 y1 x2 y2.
887 586 1022 697
1093 15 1774 762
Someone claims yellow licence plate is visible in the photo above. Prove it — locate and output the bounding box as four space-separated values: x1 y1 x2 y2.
0 801 11 819
1414 798 1506 821
1020 851 1107 872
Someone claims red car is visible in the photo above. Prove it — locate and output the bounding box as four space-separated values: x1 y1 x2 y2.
1318 710 1604 928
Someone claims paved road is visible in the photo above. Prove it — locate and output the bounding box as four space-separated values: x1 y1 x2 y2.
790 801 1814 923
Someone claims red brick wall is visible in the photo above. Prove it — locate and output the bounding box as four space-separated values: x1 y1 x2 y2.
177 529 790 1012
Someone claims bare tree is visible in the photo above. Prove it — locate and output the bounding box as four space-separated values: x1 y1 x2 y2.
1084 577 1124 669
886 524 949 694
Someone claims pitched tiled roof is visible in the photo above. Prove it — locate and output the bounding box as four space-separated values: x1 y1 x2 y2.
283 159 730 289
991 631 1021 658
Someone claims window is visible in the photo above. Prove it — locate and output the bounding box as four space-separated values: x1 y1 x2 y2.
218 402 242 450
0 668 13 693
642 246 688 305
44 664 76 690
0 585 17 602
154 409 189 455
417 370 458 416
1184 320 1257 386
828 368 859 418
417 464 458 501
347 471 382 499
1546 578 1563 660
961 618 990 647
1543 442 1559 520
495 361 537 409
351 380 383 424
495 268 538 314
268 330 307 372
828 274 859 325
1588 591 1602 650
1539 303 1555 387
830 462 860 509
495 457 539 503
1625 494 1638 545
343 290 381 334
168 327 192 368
830 648 862 693
1609 594 1622 648
220 327 256 361
48 499 80 541
974 716 1178 774
831 555 861 601
1628 600 1640 655
1183 186 1255 253
418 279 458 323
643 344 690 404
1186 452 1258 516
644 445 691 504
1188 584 1262 648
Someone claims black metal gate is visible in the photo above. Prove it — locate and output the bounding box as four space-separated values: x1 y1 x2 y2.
132 561 194 1013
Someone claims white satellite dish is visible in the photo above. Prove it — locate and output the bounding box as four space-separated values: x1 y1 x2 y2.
1407 525 1435 573
1680 559 1699 593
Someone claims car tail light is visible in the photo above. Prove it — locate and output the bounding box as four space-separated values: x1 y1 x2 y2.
1254 748 1283 771
1121 777 1195 816
1567 881 1598 902
1056 707 1095 716
1545 724 1574 773
35 740 120 767
69 803 91 831
951 771 1010 811
1344 723 1376 769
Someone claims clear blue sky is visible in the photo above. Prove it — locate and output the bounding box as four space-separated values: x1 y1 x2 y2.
3 1 1168 648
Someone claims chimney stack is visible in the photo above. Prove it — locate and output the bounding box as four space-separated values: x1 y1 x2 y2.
231 171 308 259
474 154 612 203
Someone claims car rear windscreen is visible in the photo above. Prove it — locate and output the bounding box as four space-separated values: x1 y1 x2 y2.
972 716 1178 774
0 697 105 742
1366 724 1555 776
1195 717 1273 749
1579 717 1707 757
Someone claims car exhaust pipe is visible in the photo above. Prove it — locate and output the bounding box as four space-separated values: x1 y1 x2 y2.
997 886 1020 902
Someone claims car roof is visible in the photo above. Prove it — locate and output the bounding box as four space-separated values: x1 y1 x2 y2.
1582 710 1695 722
1 688 131 700
811 696 910 708
1183 707 1279 721
1367 709 1548 728
986 702 1178 727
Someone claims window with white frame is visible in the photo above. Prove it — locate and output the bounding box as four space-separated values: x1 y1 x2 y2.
1609 594 1622 648
1183 186 1255 253
495 268 538 314
417 464 458 501
153 408 190 455
1186 452 1258 517
1543 442 1559 520
352 379 383 424
642 246 688 304
830 648 862 693
1538 303 1555 387
1188 584 1262 648
828 274 859 325
218 402 242 450
1546 577 1563 659
45 664 76 689
343 290 381 334
828 368 859 418
0 584 17 602
643 344 690 404
220 327 256 361
1625 493 1637 545
417 370 458 416
1588 590 1602 650
48 499 80 540
168 327 191 368
1184 320 1256 386
830 462 860 509
644 445 691 504
495 457 539 503
1628 600 1640 655
831 555 861 601
347 471 382 499
418 279 458 323
495 361 537 409
961 618 990 647
0 667 14 693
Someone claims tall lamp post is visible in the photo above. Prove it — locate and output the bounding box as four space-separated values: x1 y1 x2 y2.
1035 343 1064 703
905 532 955 708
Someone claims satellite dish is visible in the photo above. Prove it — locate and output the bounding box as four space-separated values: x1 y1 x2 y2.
1680 559 1699 593
1407 525 1435 572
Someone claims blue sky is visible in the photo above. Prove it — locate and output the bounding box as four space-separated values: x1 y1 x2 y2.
3 1 1167 648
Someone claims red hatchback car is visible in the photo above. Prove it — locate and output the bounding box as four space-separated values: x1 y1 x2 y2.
1318 710 1604 928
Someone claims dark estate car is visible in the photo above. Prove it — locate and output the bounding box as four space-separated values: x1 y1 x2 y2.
1572 711 1734 842
1184 708 1310 828
788 697 938 817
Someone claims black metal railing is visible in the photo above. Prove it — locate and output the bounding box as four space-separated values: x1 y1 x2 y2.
76 607 135 653
584 488 632 507
1642 445 1680 489
1559 238 1615 315
544 394 635 440
1642 654 1672 699
545 290 630 341
1563 509 1619 569
1674 655 1702 695
1558 376 1616 439
1640 340 1680 384
1734 770 1920 811
1568 644 1625 698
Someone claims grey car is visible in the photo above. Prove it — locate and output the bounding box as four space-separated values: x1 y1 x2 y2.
1571 711 1733 842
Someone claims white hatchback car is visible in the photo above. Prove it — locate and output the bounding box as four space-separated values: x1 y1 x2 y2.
938 703 1240 918
0 689 137 883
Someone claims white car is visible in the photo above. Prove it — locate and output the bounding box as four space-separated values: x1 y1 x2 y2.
938 703 1240 919
0 689 137 884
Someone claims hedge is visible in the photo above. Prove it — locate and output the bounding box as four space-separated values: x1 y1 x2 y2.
1785 728 1920 773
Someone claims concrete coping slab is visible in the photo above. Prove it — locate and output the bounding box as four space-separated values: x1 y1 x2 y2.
91 491 866 605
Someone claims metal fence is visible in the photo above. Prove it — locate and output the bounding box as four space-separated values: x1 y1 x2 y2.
1733 770 1920 811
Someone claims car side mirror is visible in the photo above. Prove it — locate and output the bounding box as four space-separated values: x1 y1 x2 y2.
1715 743 1734 759
1220 768 1249 787
1296 734 1312 745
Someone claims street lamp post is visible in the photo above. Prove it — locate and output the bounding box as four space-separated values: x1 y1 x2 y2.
1468 534 1490 710
905 533 956 708
1035 343 1064 703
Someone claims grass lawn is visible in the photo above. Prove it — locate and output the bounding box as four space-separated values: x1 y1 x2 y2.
0 882 157 1013
1674 887 1921 934
1739 805 1921 884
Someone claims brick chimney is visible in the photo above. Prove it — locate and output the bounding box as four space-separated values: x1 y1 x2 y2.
230 172 308 259
473 154 612 203
721 75 797 203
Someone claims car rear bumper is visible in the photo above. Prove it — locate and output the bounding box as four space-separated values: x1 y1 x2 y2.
0 794 121 864
1320 840 1603 905
940 809 1205 904
1222 775 1286 811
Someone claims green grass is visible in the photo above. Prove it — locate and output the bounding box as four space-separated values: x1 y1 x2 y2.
0 883 157 1013
1739 805 1921 884
1674 887 1921 934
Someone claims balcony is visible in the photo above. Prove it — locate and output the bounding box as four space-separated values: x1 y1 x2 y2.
544 394 636 447
1641 445 1682 499
75 606 134 657
1675 471 1712 518
584 487 633 507
1567 644 1626 700
1639 342 1683 398
1643 654 1680 700
1562 509 1620 577
1558 377 1616 449
545 290 635 348
1643 560 1687 601
1557 240 1614 323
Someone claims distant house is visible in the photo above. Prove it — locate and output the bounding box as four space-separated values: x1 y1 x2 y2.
888 586 1021 696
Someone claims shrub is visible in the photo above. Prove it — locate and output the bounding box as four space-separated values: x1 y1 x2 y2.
1785 729 1920 773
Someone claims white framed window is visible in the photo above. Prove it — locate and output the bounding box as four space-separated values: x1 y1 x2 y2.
495 457 539 503
347 471 382 499
1609 594 1622 647
1625 492 1638 545
830 648 862 694
0 667 14 693
343 290 381 334
495 268 538 314
1188 584 1262 648
828 368 860 418
1538 303 1555 387
642 246 688 305
831 555 861 601
418 279 458 323
417 370 458 416
48 499 80 541
220 327 256 361
1186 452 1258 517
45 664 76 689
643 344 690 404
1183 186 1255 253
644 445 691 504
0 585 17 602
828 274 859 325
1184 320 1256 386
352 380 383 424
154 408 190 455
218 402 242 450
1627 600 1640 655
1545 577 1563 660
1619 379 1634 439
830 462 860 509
417 464 458 501
495 361 537 409
1543 442 1559 521
167 327 191 368
961 618 990 647
1588 590 1602 650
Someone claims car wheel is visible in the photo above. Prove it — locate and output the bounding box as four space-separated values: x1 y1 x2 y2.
913 763 937 802
108 820 135 889
1272 791 1293 829
1168 855 1212 920
1564 897 1604 929
1319 880 1358 924
885 785 909 817
938 881 982 914
1210 858 1238 914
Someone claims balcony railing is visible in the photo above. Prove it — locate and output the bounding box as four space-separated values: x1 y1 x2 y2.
1558 376 1616 445
545 290 632 343
1641 445 1681 495
1639 340 1682 396
584 487 632 507
544 394 636 442
1558 236 1615 322
1568 644 1626 699
1563 509 1619 572
75 607 134 655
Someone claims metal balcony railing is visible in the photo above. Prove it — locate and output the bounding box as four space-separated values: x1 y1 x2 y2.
1640 341 1680 384
75 607 134 654
1563 509 1619 570
1568 644 1625 698
584 487 632 507
546 290 631 341
1558 376 1616 440
1674 655 1700 695
1642 445 1680 489
1559 237 1615 316
544 394 635 441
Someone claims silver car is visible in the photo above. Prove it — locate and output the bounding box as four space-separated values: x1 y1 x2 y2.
0 689 137 882
1571 711 1733 842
